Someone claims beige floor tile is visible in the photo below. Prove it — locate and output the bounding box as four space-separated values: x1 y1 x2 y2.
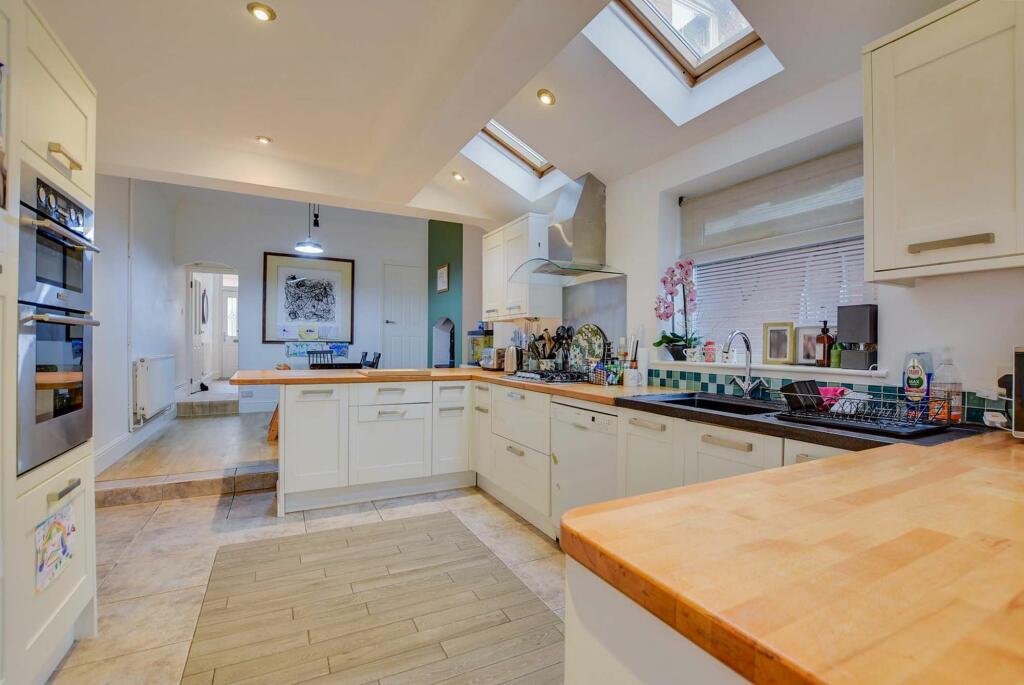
511 554 566 612
475 524 561 567
228 491 279 519
96 532 137 566
49 641 191 684
143 495 233 531
64 587 205 668
98 549 216 603
96 502 160 537
451 502 527 536
374 492 448 520
96 563 115 585
304 501 383 532
435 487 494 511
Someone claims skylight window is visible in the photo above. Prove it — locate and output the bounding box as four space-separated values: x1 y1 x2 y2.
619 0 760 81
481 120 554 178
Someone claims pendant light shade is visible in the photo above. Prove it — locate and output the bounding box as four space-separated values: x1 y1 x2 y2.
295 203 324 254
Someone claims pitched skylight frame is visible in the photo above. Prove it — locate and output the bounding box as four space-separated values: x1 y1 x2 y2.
616 0 762 85
481 120 555 178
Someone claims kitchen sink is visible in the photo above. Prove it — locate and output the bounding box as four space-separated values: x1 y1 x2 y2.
643 393 781 416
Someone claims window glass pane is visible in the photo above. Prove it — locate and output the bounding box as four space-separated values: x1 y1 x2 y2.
482 120 553 174
225 296 238 337
643 0 752 63
221 273 239 287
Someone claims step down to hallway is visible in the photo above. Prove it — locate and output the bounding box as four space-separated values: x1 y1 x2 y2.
95 462 277 508
176 399 239 417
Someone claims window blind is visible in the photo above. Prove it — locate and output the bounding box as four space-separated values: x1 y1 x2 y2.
689 238 876 363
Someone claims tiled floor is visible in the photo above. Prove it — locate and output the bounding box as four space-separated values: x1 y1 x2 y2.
51 487 565 684
175 379 238 403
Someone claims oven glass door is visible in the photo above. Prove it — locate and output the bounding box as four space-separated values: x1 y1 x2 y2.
18 304 94 476
19 204 93 311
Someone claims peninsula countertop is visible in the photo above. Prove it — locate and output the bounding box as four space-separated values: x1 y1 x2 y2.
560 430 1024 684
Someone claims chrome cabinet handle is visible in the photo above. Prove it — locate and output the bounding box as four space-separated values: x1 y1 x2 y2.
28 313 100 327
377 387 405 393
506 304 522 310
507 391 525 400
701 434 753 453
299 389 333 397
20 216 100 253
475 385 489 392
628 417 666 432
48 141 83 171
442 385 466 391
907 232 994 254
377 409 406 418
571 422 591 430
438 406 464 413
474 406 489 414
485 308 499 314
795 453 814 463
506 444 525 457
47 478 82 503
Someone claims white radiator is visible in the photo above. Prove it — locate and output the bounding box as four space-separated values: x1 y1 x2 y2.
134 355 175 421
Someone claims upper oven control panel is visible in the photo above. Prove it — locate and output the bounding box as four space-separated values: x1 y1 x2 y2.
35 178 85 232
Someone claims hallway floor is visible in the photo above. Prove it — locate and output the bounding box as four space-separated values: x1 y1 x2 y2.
50 488 565 684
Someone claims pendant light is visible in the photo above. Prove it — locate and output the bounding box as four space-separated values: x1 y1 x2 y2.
294 203 324 254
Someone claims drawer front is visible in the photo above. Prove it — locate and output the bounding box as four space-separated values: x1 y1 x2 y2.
354 381 432 406
472 382 492 409
491 386 550 453
434 380 470 405
349 403 432 484
492 437 550 516
783 439 851 465
690 423 783 470
14 455 93 664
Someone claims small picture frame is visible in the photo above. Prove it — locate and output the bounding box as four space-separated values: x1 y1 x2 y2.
762 322 795 364
795 325 819 365
436 263 449 293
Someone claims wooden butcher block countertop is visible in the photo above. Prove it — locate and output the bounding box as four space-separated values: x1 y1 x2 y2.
560 431 1024 684
230 368 656 406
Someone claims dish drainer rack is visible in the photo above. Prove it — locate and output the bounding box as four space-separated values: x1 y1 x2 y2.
770 389 953 438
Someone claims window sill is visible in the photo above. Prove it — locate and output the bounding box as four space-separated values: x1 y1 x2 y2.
651 360 889 382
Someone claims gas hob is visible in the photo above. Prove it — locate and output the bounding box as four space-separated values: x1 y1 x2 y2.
505 370 590 384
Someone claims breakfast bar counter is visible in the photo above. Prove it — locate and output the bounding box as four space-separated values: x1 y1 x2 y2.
559 431 1024 684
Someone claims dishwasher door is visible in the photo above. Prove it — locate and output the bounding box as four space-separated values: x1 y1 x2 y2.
550 401 618 532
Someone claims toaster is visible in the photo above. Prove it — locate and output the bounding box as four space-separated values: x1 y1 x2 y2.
480 347 505 370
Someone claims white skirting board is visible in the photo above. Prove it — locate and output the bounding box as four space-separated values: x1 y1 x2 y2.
476 474 557 539
283 472 476 514
564 557 749 685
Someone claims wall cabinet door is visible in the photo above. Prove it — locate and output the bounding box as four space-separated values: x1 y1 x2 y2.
617 410 681 497
682 423 783 485
783 439 850 465
482 230 505 320
349 403 431 485
867 0 1024 277
432 381 470 475
503 217 530 316
283 385 349 493
471 383 493 479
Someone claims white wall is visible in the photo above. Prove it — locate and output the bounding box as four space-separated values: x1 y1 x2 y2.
173 188 429 411
607 71 1023 392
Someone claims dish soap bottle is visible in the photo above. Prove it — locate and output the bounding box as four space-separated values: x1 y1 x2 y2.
815 320 834 367
930 349 962 423
830 342 844 369
903 351 934 415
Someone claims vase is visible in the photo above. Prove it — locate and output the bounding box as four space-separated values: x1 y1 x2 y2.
667 344 688 361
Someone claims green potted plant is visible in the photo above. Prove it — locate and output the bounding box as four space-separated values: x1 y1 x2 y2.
652 258 701 360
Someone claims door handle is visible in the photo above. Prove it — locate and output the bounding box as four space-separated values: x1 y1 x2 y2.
907 232 995 254
628 417 666 432
794 453 814 463
506 444 525 457
47 478 82 504
701 434 753 452
48 141 83 171
27 313 101 327
385 319 396 324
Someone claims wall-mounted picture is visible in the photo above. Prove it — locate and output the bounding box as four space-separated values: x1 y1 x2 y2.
795 325 820 365
763 322 794 364
436 263 449 293
262 252 354 343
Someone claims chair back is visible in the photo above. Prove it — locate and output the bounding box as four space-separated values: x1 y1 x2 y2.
359 351 368 365
306 350 333 366
370 352 381 368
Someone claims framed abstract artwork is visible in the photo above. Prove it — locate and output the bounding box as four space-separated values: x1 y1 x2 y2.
262 252 354 344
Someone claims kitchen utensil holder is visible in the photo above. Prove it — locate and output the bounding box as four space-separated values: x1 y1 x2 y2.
588 363 622 386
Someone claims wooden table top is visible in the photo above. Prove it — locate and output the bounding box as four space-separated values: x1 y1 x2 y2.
230 368 656 406
560 431 1024 684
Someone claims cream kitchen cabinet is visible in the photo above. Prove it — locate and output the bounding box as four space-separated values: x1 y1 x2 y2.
616 410 683 497
491 434 550 517
432 381 470 475
482 230 505 320
481 213 562 321
491 385 550 454
349 403 432 485
783 439 850 465
682 423 783 484
864 0 1024 281
282 385 349 493
471 383 493 480
22 1 97 201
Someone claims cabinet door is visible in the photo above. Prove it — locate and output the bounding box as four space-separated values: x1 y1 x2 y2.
682 424 783 485
349 403 432 484
617 411 681 497
492 436 550 516
783 439 850 465
283 385 348 493
869 0 1024 271
503 218 530 316
433 382 470 475
471 383 492 479
482 231 504 320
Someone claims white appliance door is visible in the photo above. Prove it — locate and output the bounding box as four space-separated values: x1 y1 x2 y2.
550 403 618 529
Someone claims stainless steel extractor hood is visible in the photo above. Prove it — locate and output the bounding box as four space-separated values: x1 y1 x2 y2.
509 173 624 284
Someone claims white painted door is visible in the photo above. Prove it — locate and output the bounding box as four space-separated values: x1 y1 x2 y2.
189 277 204 394
482 230 504 320
220 287 239 378
382 264 427 369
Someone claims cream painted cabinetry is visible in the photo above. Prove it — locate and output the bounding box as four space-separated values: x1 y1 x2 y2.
865 0 1024 281
617 410 683 497
491 385 550 454
681 423 783 484
432 381 470 475
22 1 96 200
783 439 850 465
282 385 349 493
471 383 493 479
349 403 432 485
481 213 562 321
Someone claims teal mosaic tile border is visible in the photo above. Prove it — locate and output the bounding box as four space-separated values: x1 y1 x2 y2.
647 368 1005 425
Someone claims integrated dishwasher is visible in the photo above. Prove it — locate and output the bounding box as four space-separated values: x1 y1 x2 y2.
550 400 618 534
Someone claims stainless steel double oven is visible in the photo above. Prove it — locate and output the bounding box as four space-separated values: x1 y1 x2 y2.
17 164 100 476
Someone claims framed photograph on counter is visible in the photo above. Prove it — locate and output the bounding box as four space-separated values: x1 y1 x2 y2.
795 325 819 365
763 322 794 364
262 252 354 343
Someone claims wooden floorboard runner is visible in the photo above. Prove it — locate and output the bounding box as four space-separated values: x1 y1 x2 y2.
182 511 564 685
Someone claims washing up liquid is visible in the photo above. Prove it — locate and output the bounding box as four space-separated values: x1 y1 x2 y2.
930 350 963 423
903 352 933 416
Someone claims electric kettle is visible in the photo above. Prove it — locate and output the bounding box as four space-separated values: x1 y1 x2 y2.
504 346 522 374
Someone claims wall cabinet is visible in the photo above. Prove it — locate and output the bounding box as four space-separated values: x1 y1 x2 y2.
481 213 562 321
681 423 783 485
865 0 1024 281
783 439 850 465
432 381 470 475
471 383 493 480
283 385 349 493
491 385 550 454
349 403 432 485
617 410 682 497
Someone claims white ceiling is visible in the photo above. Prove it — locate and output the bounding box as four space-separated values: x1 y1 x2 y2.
36 0 948 227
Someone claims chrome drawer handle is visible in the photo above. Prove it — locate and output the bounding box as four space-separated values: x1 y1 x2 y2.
299 389 332 397
48 141 83 171
485 308 499 314
474 406 489 414
507 391 525 400
629 417 665 432
48 478 82 504
795 453 814 463
377 387 405 393
439 406 464 413
442 385 466 391
475 385 489 392
377 410 406 418
571 422 591 430
506 445 525 457
506 304 522 311
28 313 100 327
907 232 994 254
701 434 753 453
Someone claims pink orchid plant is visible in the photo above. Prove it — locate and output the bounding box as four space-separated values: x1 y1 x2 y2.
653 258 702 351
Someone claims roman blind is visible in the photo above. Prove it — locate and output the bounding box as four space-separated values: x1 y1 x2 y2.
691 238 877 363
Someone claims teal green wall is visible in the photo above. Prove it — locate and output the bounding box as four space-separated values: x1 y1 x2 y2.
427 220 464 366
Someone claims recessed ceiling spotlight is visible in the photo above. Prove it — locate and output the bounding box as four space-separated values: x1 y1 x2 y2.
247 2 277 21
536 89 556 106
451 171 465 182
255 135 272 144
